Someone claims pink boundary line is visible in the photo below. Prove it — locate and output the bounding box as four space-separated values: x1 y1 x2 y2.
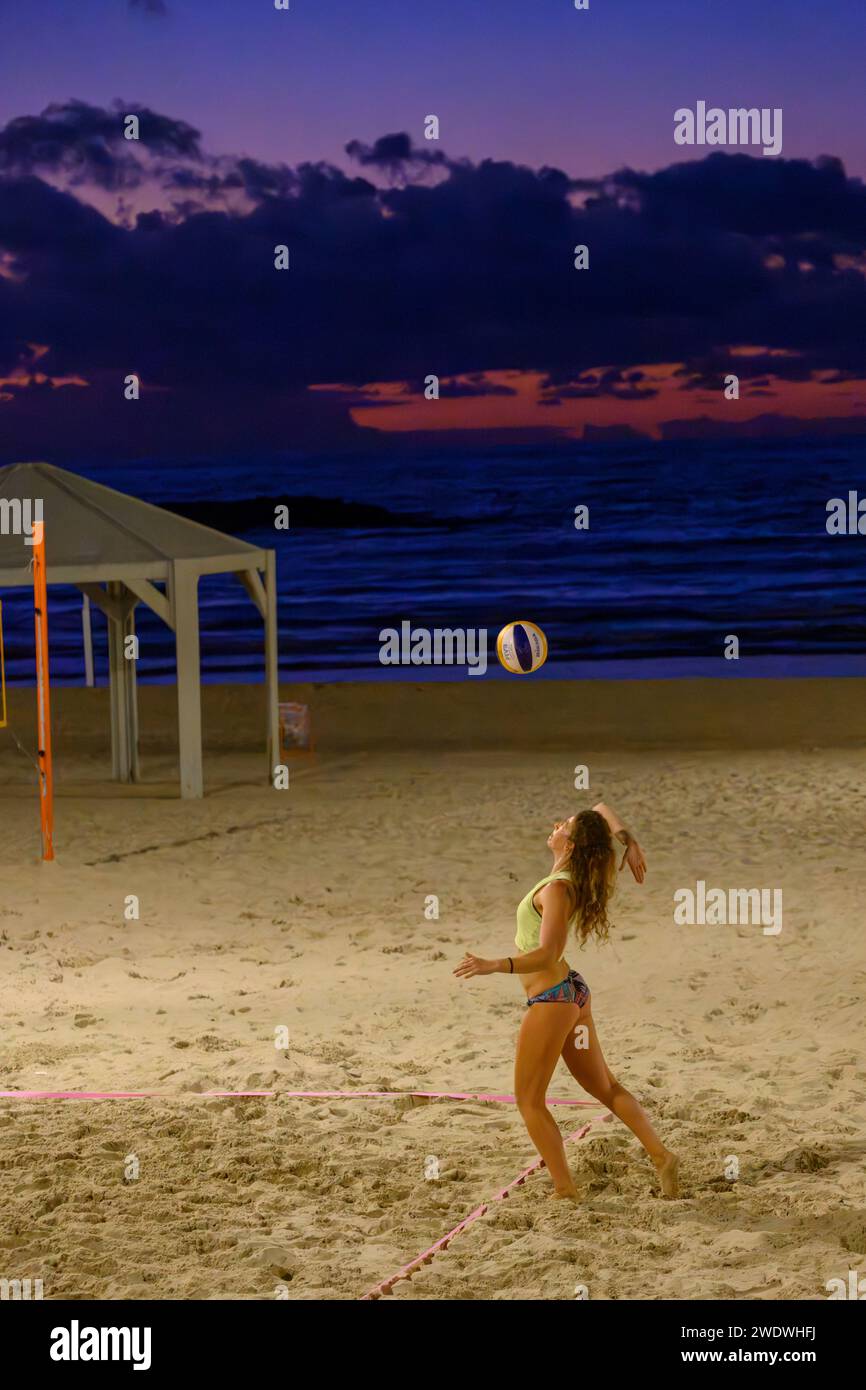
0 1091 158 1100
360 1112 612 1301
0 1089 602 1106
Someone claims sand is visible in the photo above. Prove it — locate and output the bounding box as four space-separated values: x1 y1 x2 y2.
0 681 864 1300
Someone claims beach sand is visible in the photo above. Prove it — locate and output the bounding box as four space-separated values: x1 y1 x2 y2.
0 680 864 1300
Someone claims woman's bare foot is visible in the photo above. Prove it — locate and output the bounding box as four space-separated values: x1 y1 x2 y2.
651 1150 679 1198
548 1183 579 1201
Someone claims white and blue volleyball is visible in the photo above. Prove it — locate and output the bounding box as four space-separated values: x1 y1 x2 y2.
496 621 548 674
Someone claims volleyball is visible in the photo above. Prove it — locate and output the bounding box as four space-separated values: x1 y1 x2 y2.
496 621 548 674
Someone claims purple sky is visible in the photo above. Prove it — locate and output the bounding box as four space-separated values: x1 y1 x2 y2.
3 0 865 180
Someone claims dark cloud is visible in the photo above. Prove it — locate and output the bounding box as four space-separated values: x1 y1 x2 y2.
0 100 201 189
344 133 448 179
673 350 817 391
430 374 518 399
611 152 866 244
540 368 658 403
316 373 517 403
2 113 866 458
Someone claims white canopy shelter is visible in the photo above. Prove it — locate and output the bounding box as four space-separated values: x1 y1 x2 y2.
0 462 279 798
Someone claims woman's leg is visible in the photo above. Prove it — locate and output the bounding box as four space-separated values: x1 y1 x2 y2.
560 1005 679 1197
514 1001 582 1197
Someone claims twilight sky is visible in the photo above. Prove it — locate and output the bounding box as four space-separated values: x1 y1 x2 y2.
4 1 866 179
2 0 866 458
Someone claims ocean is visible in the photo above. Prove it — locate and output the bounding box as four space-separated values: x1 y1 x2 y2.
2 437 865 684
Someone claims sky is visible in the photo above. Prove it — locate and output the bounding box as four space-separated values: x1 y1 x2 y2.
3 1 866 179
2 0 866 459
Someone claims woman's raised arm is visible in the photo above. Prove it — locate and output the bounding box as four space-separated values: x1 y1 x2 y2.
593 801 647 883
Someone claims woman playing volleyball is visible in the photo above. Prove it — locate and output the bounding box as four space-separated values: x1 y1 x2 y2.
454 802 679 1200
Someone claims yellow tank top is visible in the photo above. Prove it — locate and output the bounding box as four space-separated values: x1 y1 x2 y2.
514 871 573 952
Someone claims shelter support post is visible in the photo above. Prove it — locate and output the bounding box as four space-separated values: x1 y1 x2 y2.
82 594 94 688
107 581 129 781
32 521 54 861
171 560 203 799
125 605 140 782
106 581 140 783
264 551 280 784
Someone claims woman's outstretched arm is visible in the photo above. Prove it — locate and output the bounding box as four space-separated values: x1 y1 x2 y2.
454 880 572 978
593 801 647 883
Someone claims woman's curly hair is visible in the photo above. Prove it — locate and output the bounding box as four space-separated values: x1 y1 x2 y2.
564 809 617 946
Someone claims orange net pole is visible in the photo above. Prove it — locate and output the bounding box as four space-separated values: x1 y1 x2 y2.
0 598 6 729
32 521 54 861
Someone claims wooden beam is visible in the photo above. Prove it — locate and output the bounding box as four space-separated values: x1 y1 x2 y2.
107 581 130 781
75 582 136 625
81 594 94 687
124 576 174 630
125 605 140 783
235 568 267 620
171 560 203 799
264 551 280 783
